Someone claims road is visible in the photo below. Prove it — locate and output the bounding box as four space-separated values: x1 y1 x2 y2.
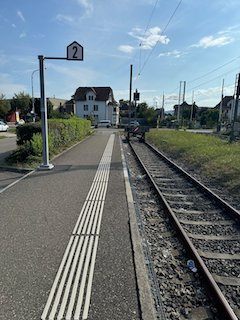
0 134 17 163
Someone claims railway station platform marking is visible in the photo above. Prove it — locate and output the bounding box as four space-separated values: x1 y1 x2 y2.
41 134 115 320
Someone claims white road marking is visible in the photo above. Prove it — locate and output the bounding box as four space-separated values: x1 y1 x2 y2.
0 169 36 194
41 134 115 320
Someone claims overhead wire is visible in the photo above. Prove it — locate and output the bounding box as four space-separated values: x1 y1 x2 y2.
187 55 240 84
134 0 182 83
132 0 159 69
166 59 240 102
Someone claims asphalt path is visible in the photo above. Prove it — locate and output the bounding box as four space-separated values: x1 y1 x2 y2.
0 134 17 163
0 130 141 320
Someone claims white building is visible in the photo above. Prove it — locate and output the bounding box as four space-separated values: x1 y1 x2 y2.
74 87 119 125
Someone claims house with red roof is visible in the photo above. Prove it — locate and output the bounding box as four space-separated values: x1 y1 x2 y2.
73 87 119 126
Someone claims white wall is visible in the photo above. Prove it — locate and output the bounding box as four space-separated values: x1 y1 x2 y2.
75 90 119 124
76 100 106 120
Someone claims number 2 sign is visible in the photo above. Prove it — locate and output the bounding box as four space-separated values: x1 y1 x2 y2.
67 41 83 61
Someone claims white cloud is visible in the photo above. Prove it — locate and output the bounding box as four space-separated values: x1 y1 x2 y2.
0 73 27 98
55 14 76 25
77 0 94 17
33 34 45 39
12 24 16 28
129 26 170 49
118 45 134 53
17 11 25 22
19 32 26 38
191 35 234 48
158 50 181 58
0 53 8 66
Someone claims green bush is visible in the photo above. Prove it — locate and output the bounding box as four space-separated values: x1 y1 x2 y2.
16 122 42 145
5 118 91 166
16 118 91 147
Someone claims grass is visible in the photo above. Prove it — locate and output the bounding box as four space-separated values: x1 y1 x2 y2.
146 130 240 193
0 136 7 139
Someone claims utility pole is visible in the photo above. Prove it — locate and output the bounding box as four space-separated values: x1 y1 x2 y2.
230 73 240 142
218 79 224 130
183 81 186 102
233 74 240 123
181 81 186 127
177 81 182 121
190 91 194 123
161 92 164 126
129 64 133 127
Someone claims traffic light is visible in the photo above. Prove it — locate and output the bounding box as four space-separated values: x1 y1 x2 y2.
134 92 140 101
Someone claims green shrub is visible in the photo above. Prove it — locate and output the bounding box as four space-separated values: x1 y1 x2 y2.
25 133 43 157
16 122 42 145
5 118 91 167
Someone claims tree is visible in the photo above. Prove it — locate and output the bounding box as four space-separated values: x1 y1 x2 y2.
29 98 53 119
197 108 219 127
205 109 219 127
0 94 11 119
137 102 148 118
11 92 31 120
142 106 156 127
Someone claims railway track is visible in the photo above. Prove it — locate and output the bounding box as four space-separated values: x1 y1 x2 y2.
123 137 240 320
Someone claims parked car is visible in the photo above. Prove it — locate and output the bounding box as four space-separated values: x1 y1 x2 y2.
15 119 25 125
0 121 9 132
96 120 111 128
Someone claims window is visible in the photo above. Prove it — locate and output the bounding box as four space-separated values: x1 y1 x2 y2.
113 107 116 112
88 96 94 100
84 115 88 118
94 105 98 111
84 105 88 111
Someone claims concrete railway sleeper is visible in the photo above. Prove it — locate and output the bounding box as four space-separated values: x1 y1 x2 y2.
123 136 240 320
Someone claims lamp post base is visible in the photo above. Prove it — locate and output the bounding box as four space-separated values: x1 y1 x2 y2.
38 163 54 170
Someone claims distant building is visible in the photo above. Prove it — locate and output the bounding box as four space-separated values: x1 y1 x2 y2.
73 87 119 125
213 96 236 121
173 102 197 117
48 98 75 114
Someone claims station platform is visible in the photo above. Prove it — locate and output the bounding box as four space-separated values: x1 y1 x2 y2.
0 129 155 320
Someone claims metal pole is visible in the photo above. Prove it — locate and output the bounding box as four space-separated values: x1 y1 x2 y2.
129 65 133 126
183 81 186 102
233 74 240 123
181 81 186 127
177 81 182 121
219 79 224 123
161 92 164 125
38 55 54 170
31 69 39 121
190 91 194 122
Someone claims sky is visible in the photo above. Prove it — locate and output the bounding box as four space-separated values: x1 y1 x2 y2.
1 0 240 111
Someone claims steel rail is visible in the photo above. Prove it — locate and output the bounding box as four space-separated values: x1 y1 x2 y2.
145 140 240 220
128 140 238 320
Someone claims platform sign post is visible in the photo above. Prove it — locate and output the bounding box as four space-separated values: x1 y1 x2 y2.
38 55 53 170
38 42 83 170
67 42 83 61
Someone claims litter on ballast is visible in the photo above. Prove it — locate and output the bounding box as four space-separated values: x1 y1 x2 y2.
187 259 198 272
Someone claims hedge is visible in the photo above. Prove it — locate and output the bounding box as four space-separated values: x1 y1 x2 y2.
16 118 91 146
6 118 91 166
